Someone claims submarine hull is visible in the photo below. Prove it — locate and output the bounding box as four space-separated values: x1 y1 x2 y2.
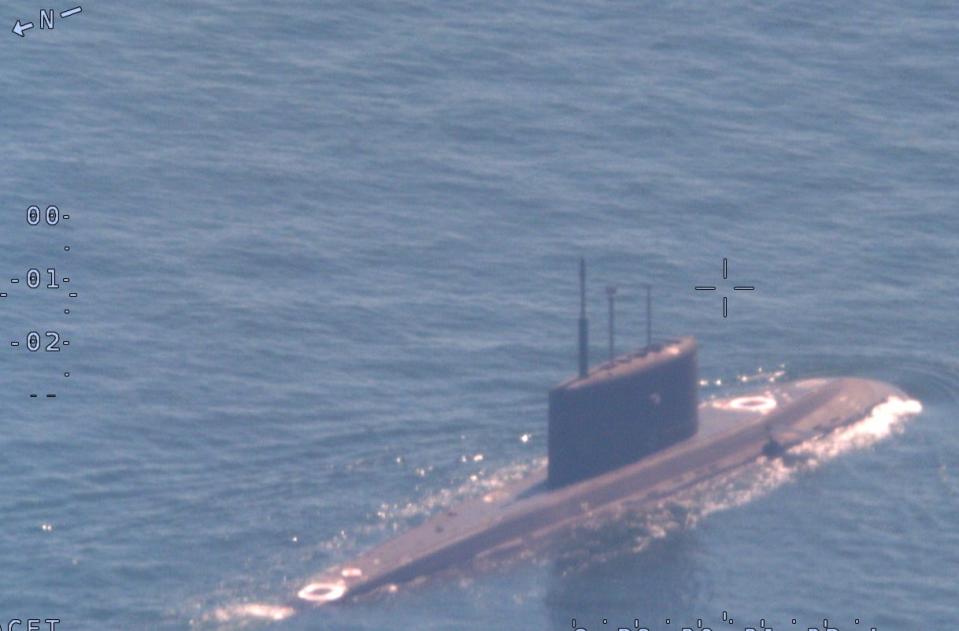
297 377 908 607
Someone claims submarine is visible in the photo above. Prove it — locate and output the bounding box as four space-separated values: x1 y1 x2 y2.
296 260 914 607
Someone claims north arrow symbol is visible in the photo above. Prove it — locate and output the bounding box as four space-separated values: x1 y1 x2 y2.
12 19 34 37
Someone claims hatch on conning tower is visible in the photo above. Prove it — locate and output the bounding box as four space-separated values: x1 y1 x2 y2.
547 261 700 488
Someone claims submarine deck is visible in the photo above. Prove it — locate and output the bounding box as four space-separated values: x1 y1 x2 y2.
298 377 905 606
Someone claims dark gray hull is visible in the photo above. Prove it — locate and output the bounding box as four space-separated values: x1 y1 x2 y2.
296 377 907 607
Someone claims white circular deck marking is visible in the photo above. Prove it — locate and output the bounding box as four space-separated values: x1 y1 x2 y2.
298 581 347 604
726 395 778 414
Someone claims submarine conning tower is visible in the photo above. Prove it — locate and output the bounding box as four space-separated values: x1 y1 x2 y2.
547 262 699 489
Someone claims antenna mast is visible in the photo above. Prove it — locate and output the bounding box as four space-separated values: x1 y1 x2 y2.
645 283 652 347
578 258 589 378
606 285 617 361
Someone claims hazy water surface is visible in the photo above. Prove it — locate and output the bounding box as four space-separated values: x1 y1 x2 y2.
1 2 957 629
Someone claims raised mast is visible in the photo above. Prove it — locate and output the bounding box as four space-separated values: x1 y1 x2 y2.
578 258 589 378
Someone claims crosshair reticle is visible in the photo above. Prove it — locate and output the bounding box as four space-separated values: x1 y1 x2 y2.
695 258 755 318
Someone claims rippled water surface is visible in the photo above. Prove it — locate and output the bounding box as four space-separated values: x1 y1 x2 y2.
2 2 957 629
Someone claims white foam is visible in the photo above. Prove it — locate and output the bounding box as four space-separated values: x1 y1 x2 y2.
374 458 546 526
682 396 920 524
211 602 294 623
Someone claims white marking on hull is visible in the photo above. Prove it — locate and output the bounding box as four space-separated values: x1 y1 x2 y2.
298 581 347 603
713 394 778 414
